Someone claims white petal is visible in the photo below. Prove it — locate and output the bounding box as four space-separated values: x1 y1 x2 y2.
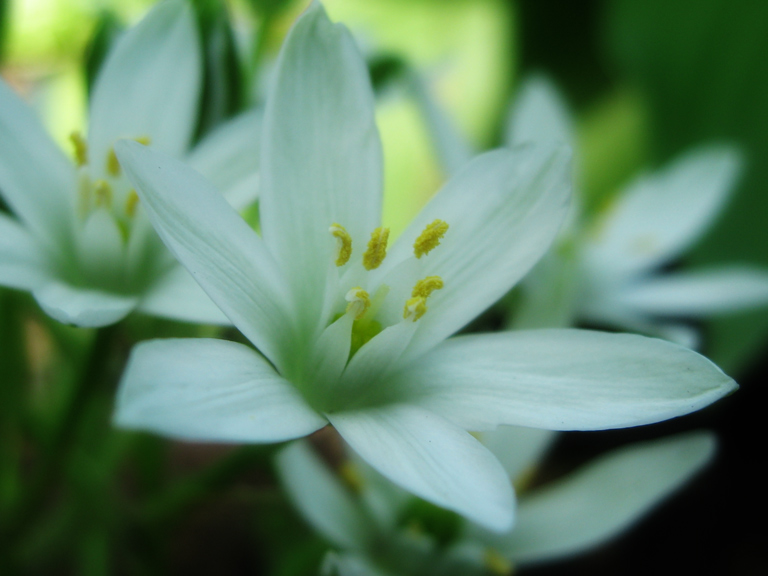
259 2 383 332
88 0 200 173
617 266 768 316
381 145 571 359
406 71 474 176
185 109 263 209
488 432 716 564
584 145 743 278
505 75 575 150
114 338 326 442
0 213 52 290
399 329 737 431
327 404 515 532
137 265 231 325
33 281 137 327
276 441 372 550
116 141 295 370
0 80 76 250
481 426 558 482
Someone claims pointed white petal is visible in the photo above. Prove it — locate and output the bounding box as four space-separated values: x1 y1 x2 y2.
260 2 383 331
116 141 295 370
406 71 474 176
617 266 768 316
399 329 736 431
0 80 76 250
328 404 515 532
0 213 52 290
276 441 373 550
505 75 575 150
114 338 325 442
584 145 743 278
382 145 571 359
137 265 231 325
488 432 716 564
186 109 263 208
88 0 200 173
481 426 558 482
33 281 137 327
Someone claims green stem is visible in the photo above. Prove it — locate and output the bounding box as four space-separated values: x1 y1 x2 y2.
1 325 121 548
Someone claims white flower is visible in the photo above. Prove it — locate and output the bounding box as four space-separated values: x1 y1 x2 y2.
113 2 735 531
0 0 261 327
506 77 768 346
277 429 716 575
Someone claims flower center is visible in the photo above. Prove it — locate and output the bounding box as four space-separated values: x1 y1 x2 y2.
69 131 149 242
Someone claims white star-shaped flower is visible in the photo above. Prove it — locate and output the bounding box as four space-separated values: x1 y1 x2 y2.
113 2 735 531
0 0 261 326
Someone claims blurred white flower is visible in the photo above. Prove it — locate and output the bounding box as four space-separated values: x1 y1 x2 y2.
277 428 715 576
113 2 734 531
0 0 261 326
506 77 768 346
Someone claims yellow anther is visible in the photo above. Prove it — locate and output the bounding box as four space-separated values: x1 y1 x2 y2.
412 275 444 298
93 179 113 208
69 131 88 167
363 226 389 270
125 190 140 218
338 461 364 493
134 135 151 146
330 223 353 266
484 548 513 575
413 219 449 259
106 147 121 177
403 296 427 321
345 287 370 320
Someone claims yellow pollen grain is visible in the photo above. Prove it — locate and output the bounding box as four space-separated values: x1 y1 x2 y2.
125 190 140 218
106 147 121 177
363 226 389 270
93 179 113 208
69 131 88 167
413 219 449 259
345 287 370 320
330 223 352 266
412 275 444 298
403 296 427 321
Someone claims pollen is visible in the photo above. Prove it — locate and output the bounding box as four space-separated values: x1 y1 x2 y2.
93 179 113 208
330 223 353 266
412 275 444 298
125 190 140 218
106 147 121 177
413 219 449 259
363 227 390 270
403 296 428 321
345 287 371 320
69 131 88 167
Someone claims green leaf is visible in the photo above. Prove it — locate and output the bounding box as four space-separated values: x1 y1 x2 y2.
83 11 125 96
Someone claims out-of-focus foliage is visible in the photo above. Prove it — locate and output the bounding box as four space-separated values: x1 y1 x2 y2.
606 0 768 371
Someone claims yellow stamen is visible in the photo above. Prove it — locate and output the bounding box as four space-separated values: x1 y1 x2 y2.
77 173 91 218
362 226 389 270
330 223 353 266
69 131 88 167
125 190 140 218
484 548 513 575
338 461 364 493
134 135 151 146
345 287 370 320
93 179 113 208
413 219 449 259
412 275 444 298
106 147 121 177
403 296 427 321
